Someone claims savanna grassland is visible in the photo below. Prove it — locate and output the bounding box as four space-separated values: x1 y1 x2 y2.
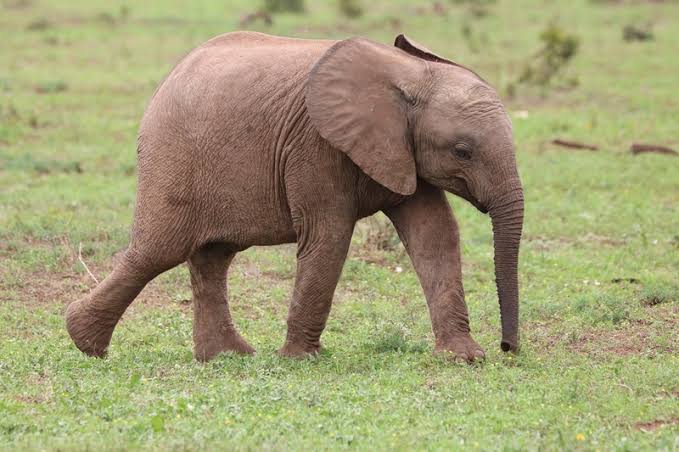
1 0 678 450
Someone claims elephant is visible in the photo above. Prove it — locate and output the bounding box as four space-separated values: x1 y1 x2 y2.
65 31 524 363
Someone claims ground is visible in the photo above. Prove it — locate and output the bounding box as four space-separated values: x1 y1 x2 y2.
1 0 678 450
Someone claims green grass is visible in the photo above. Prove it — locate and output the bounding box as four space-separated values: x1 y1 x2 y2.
1 0 678 450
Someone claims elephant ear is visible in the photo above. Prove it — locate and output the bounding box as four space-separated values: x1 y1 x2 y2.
305 38 425 196
394 34 486 83
394 34 454 65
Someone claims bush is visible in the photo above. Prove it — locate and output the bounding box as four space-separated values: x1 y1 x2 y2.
639 284 676 306
517 22 580 89
338 0 362 18
623 24 654 42
262 0 304 13
449 0 496 4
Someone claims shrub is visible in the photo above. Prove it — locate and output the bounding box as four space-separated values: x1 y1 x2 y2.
517 22 580 89
262 0 305 13
339 0 362 18
622 24 653 42
639 284 676 306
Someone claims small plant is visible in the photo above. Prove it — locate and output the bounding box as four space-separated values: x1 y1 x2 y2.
449 0 496 4
573 293 633 326
461 23 485 53
34 80 68 94
239 10 273 28
623 24 653 42
262 0 305 13
468 3 490 18
119 5 131 23
95 12 116 25
26 18 51 31
451 0 495 18
370 322 427 353
639 285 675 306
515 22 580 91
338 0 362 18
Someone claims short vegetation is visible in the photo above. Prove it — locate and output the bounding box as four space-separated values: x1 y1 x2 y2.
1 0 678 450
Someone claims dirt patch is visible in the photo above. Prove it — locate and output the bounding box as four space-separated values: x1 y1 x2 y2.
568 306 678 357
525 233 626 251
1 241 176 309
570 323 654 356
634 418 679 432
531 304 678 357
1 266 176 309
13 372 53 405
1 240 298 319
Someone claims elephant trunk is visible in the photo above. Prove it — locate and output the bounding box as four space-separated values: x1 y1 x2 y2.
488 179 524 353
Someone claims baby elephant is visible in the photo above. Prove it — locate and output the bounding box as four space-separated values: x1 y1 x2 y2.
66 32 524 363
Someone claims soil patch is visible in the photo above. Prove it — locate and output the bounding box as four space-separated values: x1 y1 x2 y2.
568 307 678 357
634 418 679 432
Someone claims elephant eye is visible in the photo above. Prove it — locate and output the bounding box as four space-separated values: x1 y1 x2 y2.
453 143 473 160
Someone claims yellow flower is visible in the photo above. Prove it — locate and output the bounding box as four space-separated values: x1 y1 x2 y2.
576 433 585 441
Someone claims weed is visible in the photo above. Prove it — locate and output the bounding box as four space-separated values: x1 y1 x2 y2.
639 284 676 307
34 80 68 94
370 322 427 353
262 0 304 14
338 0 363 18
514 22 580 93
623 24 654 42
25 18 51 31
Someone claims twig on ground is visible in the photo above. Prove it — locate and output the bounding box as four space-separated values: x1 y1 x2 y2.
551 139 599 151
616 382 634 394
630 143 678 156
78 242 99 285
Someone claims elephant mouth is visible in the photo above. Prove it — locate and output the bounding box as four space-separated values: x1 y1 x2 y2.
467 196 488 214
449 178 488 214
474 201 489 214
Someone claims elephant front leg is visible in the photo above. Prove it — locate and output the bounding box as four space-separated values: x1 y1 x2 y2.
280 222 354 358
385 181 485 363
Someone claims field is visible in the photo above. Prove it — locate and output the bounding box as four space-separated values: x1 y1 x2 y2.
1 0 678 450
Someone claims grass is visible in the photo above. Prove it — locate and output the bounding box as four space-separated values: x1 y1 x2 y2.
1 0 678 450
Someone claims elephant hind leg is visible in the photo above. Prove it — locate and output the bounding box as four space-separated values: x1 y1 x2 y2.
189 243 255 361
66 247 184 357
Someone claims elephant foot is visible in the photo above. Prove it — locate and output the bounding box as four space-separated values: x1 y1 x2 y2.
65 297 118 358
278 341 321 359
194 331 256 362
434 334 485 363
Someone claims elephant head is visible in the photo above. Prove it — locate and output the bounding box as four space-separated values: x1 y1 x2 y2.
305 34 524 353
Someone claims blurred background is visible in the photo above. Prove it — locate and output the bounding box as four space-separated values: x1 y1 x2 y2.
1 1 677 450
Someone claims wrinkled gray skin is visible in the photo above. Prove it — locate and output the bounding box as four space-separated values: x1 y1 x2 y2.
66 32 524 363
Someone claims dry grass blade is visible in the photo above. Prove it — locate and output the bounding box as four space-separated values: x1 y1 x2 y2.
78 242 99 285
